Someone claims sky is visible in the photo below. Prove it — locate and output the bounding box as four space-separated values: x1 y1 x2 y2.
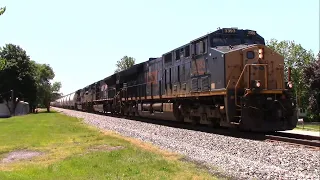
0 0 319 95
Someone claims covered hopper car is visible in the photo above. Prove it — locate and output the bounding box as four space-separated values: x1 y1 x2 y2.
52 28 298 132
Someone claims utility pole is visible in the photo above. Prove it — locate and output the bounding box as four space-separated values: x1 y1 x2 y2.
10 90 14 115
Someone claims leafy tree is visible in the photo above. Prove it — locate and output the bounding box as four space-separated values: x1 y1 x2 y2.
51 82 63 101
303 52 320 121
0 44 38 114
33 62 62 112
0 43 62 114
0 6 5 16
45 81 62 111
0 58 5 70
52 82 62 93
266 39 315 110
114 56 135 73
0 6 6 70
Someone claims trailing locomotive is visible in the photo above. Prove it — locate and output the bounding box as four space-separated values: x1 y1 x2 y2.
51 28 298 132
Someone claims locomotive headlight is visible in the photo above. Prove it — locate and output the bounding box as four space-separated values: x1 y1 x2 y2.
251 80 261 89
258 48 263 59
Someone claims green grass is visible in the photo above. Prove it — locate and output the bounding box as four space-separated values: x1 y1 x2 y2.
295 123 320 132
0 111 219 180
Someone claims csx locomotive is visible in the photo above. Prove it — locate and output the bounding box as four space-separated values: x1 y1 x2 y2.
51 28 298 132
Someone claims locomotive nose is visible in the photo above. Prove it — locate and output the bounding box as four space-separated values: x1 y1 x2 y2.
241 46 268 90
240 45 285 90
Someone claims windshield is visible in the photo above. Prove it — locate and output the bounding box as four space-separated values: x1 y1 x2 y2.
243 36 265 45
210 34 265 47
210 35 242 47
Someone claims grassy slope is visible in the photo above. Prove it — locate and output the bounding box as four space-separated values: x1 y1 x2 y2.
0 111 218 180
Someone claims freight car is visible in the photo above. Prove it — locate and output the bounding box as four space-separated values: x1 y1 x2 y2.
51 27 298 132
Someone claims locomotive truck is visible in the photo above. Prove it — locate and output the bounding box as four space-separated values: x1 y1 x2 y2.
51 27 298 132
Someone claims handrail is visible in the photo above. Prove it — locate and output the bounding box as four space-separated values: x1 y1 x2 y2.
234 64 268 107
278 64 285 89
226 65 240 89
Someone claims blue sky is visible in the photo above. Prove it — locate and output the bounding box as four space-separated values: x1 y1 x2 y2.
0 0 319 95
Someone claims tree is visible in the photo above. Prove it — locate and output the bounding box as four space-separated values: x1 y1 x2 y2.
114 56 135 73
0 6 5 16
51 82 62 101
0 6 7 70
0 58 5 70
266 39 315 111
0 44 38 115
0 43 62 114
33 63 62 112
52 82 62 93
303 52 320 121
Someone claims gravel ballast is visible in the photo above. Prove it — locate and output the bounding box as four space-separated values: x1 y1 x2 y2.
53 108 319 180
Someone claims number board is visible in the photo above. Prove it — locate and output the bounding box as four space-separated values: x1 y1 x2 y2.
223 28 237 34
247 30 256 36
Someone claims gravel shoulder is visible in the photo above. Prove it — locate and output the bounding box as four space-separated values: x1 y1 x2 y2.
54 108 320 180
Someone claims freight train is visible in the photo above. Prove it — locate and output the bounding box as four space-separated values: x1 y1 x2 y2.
51 28 298 132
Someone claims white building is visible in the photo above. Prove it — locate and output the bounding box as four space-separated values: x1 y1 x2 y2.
0 100 30 118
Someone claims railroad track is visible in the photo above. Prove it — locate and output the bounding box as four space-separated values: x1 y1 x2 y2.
107 111 320 149
266 132 320 149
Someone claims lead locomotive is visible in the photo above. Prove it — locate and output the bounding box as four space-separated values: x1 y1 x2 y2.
52 28 298 132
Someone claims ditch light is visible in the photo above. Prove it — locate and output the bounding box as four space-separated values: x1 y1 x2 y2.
287 81 293 89
251 80 262 91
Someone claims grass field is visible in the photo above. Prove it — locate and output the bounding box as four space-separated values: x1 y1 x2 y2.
295 123 320 132
0 111 219 180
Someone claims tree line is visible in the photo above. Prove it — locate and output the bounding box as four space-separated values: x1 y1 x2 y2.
267 40 319 121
